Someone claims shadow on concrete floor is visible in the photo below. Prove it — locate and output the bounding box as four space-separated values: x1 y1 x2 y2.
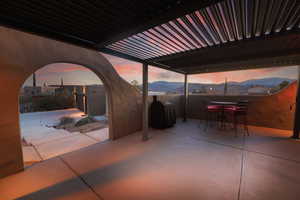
1 119 300 200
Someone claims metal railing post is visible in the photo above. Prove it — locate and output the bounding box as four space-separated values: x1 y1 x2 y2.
142 63 149 141
183 74 188 122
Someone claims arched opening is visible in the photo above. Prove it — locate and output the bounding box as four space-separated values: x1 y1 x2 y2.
0 26 142 178
19 63 111 165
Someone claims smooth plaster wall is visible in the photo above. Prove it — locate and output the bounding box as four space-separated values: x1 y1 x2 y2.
86 85 106 116
147 94 184 118
187 82 297 130
0 26 142 178
153 82 297 131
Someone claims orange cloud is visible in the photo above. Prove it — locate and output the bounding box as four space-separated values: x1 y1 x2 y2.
35 63 91 75
103 52 297 84
190 66 298 83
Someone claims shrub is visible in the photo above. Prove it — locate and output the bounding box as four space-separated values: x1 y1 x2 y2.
75 116 96 127
57 116 75 126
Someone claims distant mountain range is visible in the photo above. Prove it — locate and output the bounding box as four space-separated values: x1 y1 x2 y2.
148 77 295 93
236 77 294 87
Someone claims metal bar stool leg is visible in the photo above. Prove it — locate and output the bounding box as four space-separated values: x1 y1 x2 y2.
234 114 238 137
243 114 249 136
205 110 209 131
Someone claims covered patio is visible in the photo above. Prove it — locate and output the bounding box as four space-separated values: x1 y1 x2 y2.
1 0 300 199
1 120 300 200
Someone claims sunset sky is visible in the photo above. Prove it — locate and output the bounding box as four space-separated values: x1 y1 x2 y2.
23 53 298 87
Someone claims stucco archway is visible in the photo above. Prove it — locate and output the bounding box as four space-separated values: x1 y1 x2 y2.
0 26 142 178
21 62 114 132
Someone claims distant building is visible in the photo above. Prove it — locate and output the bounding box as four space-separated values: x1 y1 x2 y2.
20 75 107 115
191 87 206 94
20 73 42 97
41 86 57 95
44 84 107 116
248 86 271 95
227 85 248 95
23 86 42 97
48 79 83 97
19 98 34 113
149 91 166 95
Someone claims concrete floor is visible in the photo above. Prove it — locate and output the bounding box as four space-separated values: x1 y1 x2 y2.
1 120 300 200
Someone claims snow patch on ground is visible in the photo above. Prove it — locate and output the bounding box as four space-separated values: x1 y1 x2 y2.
20 108 109 163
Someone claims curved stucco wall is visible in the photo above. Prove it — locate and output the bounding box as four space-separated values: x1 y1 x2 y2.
186 81 297 130
149 82 297 131
0 26 142 178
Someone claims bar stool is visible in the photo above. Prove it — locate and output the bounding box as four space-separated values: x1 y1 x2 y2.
224 102 249 137
205 104 223 131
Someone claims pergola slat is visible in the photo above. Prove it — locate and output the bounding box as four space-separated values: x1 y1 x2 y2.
1 0 300 74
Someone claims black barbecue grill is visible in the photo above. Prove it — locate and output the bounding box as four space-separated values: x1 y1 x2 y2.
149 96 176 129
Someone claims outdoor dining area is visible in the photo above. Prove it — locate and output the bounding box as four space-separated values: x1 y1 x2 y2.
205 100 249 137
2 0 300 199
